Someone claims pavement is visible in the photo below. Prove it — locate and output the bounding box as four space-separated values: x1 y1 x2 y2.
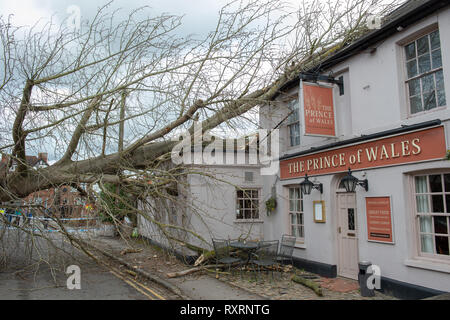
0 241 151 300
90 236 265 300
89 236 397 300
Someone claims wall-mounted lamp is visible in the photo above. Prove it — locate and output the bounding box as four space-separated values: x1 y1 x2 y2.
341 168 369 193
300 174 323 195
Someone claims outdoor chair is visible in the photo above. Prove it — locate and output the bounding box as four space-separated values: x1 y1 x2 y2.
249 240 279 281
277 234 296 267
212 238 244 277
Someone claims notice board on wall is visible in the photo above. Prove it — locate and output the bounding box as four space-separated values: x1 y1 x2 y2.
365 196 394 243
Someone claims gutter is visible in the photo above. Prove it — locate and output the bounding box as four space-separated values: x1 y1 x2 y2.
278 0 450 94
316 0 449 71
279 119 442 161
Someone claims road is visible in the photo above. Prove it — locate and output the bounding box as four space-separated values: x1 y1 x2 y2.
0 257 172 300
0 229 175 300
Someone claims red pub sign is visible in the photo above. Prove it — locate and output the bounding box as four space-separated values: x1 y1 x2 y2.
302 83 336 137
280 126 446 180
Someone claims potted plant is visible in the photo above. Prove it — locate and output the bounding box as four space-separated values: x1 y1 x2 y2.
265 196 277 215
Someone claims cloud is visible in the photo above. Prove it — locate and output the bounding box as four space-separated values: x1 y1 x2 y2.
2 0 54 28
2 0 232 37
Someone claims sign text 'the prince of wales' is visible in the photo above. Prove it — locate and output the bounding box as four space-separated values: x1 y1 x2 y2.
302 82 336 137
280 126 446 179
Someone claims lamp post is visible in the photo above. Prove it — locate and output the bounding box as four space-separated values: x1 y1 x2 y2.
300 174 323 195
341 168 368 192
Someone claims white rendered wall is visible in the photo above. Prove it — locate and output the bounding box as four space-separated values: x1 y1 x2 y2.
259 7 450 292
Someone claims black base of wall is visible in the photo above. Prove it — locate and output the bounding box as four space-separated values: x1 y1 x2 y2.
139 235 199 265
379 276 446 300
289 256 446 299
290 256 337 278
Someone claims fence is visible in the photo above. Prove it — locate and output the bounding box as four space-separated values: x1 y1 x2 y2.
0 206 101 234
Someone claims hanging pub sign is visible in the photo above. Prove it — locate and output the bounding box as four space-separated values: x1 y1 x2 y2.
365 196 394 243
280 126 446 180
300 81 336 137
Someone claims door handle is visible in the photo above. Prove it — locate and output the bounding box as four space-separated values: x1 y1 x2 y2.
338 227 341 233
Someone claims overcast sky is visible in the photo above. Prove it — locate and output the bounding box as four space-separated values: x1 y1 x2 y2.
1 0 278 37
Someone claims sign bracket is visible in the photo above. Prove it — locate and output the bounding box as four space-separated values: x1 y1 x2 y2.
300 73 344 95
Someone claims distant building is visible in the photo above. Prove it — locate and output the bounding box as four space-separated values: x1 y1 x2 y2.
0 152 88 218
0 152 49 172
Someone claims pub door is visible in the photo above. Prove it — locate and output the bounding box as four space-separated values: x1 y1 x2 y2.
336 192 359 279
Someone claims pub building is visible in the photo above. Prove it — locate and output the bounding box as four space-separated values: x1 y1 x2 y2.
137 0 450 299
259 0 450 298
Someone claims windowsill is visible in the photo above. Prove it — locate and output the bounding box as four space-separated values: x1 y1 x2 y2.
294 242 306 249
233 219 264 224
286 144 300 151
406 105 447 119
404 257 450 274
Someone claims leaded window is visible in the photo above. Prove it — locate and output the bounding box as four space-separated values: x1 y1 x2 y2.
405 30 446 114
236 189 259 219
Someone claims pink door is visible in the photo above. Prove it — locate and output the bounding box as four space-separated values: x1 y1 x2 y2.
337 192 359 279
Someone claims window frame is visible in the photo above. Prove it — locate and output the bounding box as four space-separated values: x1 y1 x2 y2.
288 186 305 242
403 28 446 116
235 188 260 220
286 98 300 147
412 173 450 261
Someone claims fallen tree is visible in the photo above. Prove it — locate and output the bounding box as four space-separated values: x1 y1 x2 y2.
291 274 323 297
0 0 403 270
166 264 222 279
0 0 401 201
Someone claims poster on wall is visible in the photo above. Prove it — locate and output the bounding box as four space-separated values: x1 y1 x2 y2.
365 196 394 243
300 81 336 137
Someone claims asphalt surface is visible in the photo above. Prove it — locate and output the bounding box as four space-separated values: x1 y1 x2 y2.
0 258 151 300
0 229 170 300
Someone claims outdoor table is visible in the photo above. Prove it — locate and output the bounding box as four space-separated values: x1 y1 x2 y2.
229 240 259 265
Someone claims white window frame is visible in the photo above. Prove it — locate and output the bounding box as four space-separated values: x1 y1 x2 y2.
403 27 446 116
413 173 450 261
236 188 260 220
286 99 300 147
288 186 304 242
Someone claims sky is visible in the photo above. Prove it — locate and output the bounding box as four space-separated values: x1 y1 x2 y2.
0 0 403 161
1 0 294 160
1 0 274 37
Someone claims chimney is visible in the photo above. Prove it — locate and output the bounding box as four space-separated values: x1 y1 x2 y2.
38 152 48 163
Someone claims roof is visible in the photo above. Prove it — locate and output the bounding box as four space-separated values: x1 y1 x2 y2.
279 0 450 94
0 153 49 176
25 156 41 167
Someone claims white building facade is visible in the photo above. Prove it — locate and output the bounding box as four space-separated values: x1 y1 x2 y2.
260 0 450 298
138 0 450 298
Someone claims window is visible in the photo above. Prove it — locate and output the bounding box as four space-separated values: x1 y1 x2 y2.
244 171 254 183
288 187 304 240
405 29 446 114
168 201 178 226
286 99 300 146
236 189 259 219
414 174 450 258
